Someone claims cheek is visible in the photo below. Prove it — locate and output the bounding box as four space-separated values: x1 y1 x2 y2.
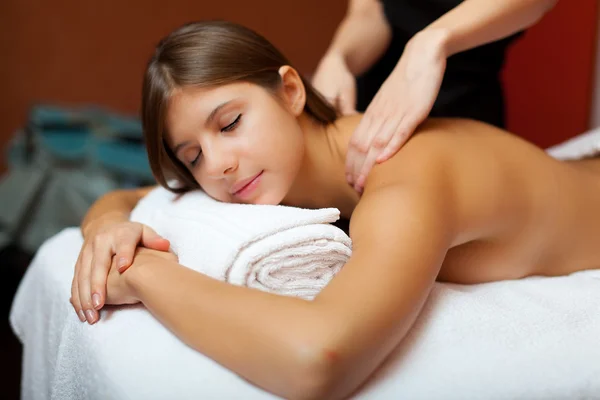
194 172 225 200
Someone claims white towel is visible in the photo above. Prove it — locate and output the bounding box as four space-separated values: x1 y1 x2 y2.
129 188 352 300
546 125 600 160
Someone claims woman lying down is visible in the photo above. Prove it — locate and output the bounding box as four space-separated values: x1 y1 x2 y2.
70 20 600 400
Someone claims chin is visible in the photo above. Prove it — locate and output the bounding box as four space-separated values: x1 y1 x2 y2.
251 193 285 206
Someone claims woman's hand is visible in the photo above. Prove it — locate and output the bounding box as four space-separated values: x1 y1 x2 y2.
312 51 358 116
346 29 449 192
70 213 170 324
103 247 179 310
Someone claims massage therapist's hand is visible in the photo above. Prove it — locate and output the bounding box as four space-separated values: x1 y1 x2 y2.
103 247 179 310
346 29 448 192
70 213 170 324
312 51 358 116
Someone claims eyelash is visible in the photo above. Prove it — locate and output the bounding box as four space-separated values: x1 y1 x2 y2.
189 114 242 168
221 114 242 132
189 151 201 167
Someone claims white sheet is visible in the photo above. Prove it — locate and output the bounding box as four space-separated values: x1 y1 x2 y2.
10 128 600 400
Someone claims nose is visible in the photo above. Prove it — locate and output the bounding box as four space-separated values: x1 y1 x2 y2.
203 141 237 179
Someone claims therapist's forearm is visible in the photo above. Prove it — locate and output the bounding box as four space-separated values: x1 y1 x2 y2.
324 0 392 76
424 0 558 57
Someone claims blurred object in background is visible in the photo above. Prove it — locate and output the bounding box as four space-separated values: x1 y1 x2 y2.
0 104 154 255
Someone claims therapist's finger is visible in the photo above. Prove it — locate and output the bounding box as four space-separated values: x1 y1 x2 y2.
355 118 401 191
346 114 371 185
346 114 381 184
376 110 423 163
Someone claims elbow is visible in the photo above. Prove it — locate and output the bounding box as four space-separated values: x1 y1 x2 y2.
283 341 354 400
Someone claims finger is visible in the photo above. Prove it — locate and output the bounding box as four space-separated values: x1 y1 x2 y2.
71 252 84 313
79 241 106 324
113 234 139 274
140 226 170 252
72 248 90 322
355 119 400 191
70 269 86 322
375 114 422 163
89 239 116 310
348 115 384 185
345 116 371 184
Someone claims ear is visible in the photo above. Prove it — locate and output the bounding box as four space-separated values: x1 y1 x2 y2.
277 65 306 117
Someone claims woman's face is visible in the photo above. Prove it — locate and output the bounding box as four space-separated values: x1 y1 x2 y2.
165 67 306 205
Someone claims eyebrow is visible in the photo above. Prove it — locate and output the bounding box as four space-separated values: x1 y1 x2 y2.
172 100 233 155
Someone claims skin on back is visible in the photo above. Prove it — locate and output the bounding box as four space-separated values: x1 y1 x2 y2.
334 117 600 285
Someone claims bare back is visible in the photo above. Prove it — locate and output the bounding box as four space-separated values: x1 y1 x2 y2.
336 117 600 284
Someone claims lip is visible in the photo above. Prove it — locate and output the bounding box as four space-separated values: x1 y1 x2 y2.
230 171 263 196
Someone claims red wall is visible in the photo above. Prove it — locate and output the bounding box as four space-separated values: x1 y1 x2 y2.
0 0 346 172
0 0 597 173
503 0 598 148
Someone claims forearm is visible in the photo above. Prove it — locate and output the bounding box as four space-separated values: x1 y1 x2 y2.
81 186 155 237
127 261 333 399
425 0 558 57
325 0 392 76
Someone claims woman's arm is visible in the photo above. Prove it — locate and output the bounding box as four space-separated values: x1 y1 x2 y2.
72 185 167 323
81 186 156 237
121 161 454 399
425 0 558 57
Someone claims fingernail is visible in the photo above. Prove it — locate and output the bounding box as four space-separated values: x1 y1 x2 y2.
92 293 101 309
117 257 127 269
85 309 96 324
78 310 86 322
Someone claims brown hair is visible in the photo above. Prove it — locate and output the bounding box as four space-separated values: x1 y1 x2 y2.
142 20 338 193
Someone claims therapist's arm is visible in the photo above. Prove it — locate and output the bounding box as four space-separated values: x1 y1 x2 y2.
425 0 558 57
324 0 392 76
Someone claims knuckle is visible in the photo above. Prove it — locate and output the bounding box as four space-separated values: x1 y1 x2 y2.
355 141 370 153
372 136 389 148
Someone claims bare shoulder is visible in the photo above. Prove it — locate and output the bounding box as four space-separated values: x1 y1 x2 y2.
359 118 560 246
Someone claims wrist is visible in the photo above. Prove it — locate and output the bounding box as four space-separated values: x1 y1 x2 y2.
124 256 175 304
412 27 453 58
122 256 152 303
322 49 347 65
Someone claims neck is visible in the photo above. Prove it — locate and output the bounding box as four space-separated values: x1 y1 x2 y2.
282 114 361 219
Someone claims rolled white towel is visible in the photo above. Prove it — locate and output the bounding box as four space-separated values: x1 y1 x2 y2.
130 188 351 300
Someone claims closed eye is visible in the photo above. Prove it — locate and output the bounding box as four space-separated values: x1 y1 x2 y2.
189 150 202 167
221 114 241 132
